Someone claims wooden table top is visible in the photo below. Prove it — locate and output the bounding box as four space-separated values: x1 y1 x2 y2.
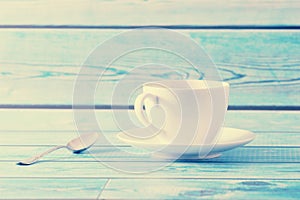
1 110 299 199
0 1 299 199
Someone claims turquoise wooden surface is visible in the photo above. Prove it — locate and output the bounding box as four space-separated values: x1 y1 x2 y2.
100 179 300 200
0 110 299 199
1 0 299 199
1 179 108 199
0 0 299 26
0 110 299 132
0 30 299 106
1 146 300 164
1 179 299 199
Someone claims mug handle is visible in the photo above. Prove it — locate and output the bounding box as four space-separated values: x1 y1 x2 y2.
134 93 155 126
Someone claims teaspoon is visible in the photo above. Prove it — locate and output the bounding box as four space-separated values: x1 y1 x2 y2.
18 132 99 165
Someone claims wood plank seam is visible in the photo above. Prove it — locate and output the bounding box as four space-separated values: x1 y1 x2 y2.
1 25 300 30
97 179 111 200
1 105 300 111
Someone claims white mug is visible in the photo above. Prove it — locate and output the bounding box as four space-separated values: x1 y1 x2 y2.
134 80 229 146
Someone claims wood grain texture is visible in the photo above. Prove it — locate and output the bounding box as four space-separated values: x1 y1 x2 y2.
0 30 299 106
0 111 298 178
0 0 299 26
1 160 300 179
1 131 299 146
1 179 299 199
0 110 299 132
0 178 108 199
1 146 299 163
1 1 299 199
0 110 298 199
100 179 300 199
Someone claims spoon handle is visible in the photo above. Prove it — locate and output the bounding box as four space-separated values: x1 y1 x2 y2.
18 145 66 165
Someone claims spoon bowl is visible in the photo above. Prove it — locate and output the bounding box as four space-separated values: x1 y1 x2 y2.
68 132 99 153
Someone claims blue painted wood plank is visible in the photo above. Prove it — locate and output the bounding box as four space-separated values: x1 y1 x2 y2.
0 178 108 199
1 178 299 199
0 110 298 132
0 0 299 26
100 179 300 199
0 2 299 198
2 145 299 163
1 161 299 179
0 130 299 146
0 110 297 198
0 30 299 106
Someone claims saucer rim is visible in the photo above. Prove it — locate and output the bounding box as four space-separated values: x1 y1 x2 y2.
117 127 255 159
117 127 255 147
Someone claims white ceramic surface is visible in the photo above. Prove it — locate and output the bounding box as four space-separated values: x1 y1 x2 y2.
134 80 229 147
117 127 255 159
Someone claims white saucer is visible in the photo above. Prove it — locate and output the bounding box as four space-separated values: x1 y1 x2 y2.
117 127 255 159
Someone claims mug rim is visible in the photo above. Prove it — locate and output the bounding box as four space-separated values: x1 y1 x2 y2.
143 80 229 90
